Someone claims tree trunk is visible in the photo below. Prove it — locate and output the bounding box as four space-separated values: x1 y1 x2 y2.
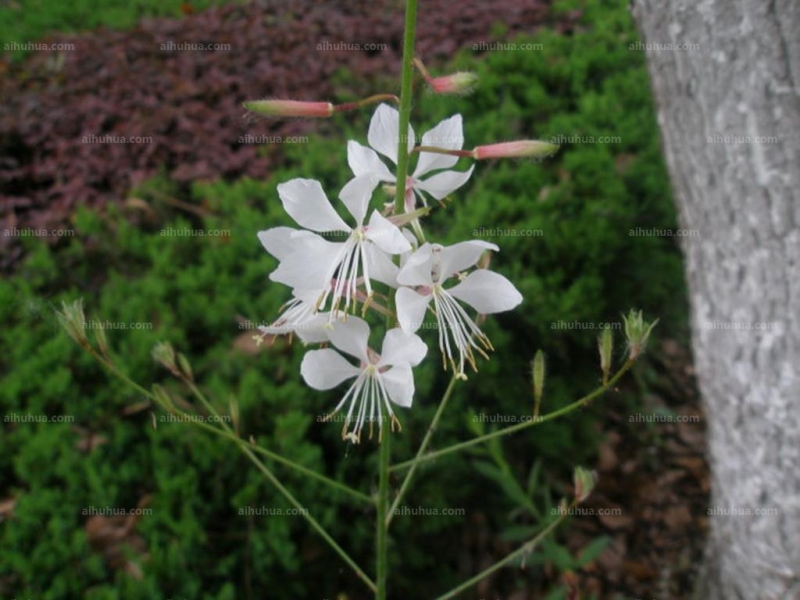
629 1 800 598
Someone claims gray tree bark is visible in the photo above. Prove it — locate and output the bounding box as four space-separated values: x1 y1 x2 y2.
629 1 800 598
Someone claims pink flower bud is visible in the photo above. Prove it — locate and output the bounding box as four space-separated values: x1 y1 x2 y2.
427 72 478 95
472 140 558 160
243 100 333 118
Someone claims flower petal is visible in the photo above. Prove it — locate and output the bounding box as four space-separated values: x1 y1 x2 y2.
347 141 395 181
364 244 400 287
439 240 498 280
339 175 378 226
366 210 412 255
379 329 428 367
413 114 465 176
278 178 350 233
415 165 474 200
448 269 523 314
368 104 415 165
270 238 343 290
397 243 434 287
301 348 360 390
328 316 371 363
396 287 432 333
380 363 416 408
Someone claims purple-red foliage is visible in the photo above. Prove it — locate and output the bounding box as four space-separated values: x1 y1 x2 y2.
0 0 577 269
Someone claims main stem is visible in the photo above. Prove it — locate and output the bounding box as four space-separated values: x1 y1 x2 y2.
376 1 418 597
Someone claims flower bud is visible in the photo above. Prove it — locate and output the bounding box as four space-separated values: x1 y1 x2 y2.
472 140 558 160
427 72 478 95
598 326 613 384
243 100 333 118
152 384 175 412
56 299 89 348
622 309 659 360
532 350 545 408
177 352 194 382
152 341 180 377
573 466 597 502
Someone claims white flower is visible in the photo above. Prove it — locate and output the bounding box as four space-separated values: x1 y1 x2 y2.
301 316 427 443
347 104 475 212
257 177 411 316
395 241 523 377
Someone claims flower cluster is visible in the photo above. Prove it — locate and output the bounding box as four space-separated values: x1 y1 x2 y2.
257 104 524 442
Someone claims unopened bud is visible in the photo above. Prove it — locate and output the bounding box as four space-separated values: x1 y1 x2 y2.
152 384 175 412
622 309 659 360
598 326 613 384
472 140 558 160
177 353 194 382
532 350 545 409
243 99 333 118
573 466 597 502
229 394 240 435
94 326 110 359
56 299 89 347
152 342 180 376
427 72 478 95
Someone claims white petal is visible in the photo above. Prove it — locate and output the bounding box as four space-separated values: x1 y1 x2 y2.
368 104 415 165
379 329 428 367
271 238 343 290
364 244 400 287
278 178 350 233
347 141 395 181
301 349 360 390
396 287 432 333
439 240 498 280
339 175 378 226
448 269 523 314
294 312 332 343
257 227 296 260
415 165 474 200
397 243 434 287
366 211 412 255
413 114 464 176
380 363 415 408
328 316 371 362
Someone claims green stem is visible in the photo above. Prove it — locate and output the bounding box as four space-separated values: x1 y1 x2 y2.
386 374 458 527
376 431 392 599
390 360 635 473
394 0 418 215
434 501 576 599
82 348 375 589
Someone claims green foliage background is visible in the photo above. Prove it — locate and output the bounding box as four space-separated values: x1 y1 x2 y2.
0 0 687 598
